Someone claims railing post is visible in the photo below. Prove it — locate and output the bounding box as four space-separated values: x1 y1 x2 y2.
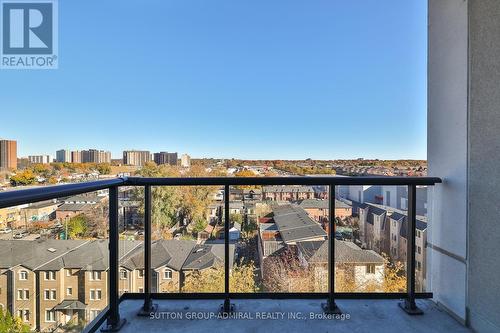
399 184 423 314
322 185 341 314
138 185 157 316
102 186 126 331
220 184 234 313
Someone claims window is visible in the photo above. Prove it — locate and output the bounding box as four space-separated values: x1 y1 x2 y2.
17 289 29 300
44 289 56 300
120 269 128 279
18 309 29 322
90 271 101 280
66 269 71 276
416 230 421 238
138 287 144 293
138 269 144 278
89 309 100 320
164 269 172 280
366 264 376 274
90 289 102 300
45 309 55 322
417 261 422 271
19 271 28 280
44 271 56 280
417 246 422 254
67 287 73 296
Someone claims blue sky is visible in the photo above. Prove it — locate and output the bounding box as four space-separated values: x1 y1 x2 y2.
0 0 427 160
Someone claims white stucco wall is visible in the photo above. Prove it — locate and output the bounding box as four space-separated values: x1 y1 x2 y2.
428 0 468 322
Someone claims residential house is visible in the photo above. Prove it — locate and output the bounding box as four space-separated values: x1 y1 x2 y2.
296 240 385 292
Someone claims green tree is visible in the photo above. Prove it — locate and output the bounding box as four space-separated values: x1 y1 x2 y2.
135 163 181 235
67 215 88 239
0 309 30 333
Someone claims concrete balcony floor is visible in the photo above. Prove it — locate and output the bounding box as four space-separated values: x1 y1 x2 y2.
98 299 470 333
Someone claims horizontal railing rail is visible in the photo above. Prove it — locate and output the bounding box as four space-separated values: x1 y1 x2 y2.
0 176 442 332
0 178 126 209
127 176 442 186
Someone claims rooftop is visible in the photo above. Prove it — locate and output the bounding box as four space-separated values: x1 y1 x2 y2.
272 204 327 243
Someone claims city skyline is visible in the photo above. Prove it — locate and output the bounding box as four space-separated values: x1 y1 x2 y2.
0 1 427 160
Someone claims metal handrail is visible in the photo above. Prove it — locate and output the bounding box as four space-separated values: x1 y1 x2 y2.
0 176 442 331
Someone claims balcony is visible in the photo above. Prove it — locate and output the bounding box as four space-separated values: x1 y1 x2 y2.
0 176 464 333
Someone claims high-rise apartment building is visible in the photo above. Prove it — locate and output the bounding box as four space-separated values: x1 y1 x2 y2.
123 151 151 166
56 150 71 163
0 139 17 170
28 155 51 164
81 149 111 164
181 154 191 167
153 152 178 166
71 151 82 163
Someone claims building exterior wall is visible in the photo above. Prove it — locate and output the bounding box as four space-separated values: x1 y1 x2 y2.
428 0 469 323
0 206 20 228
466 1 500 331
12 267 36 329
156 267 181 292
56 150 71 163
123 151 151 166
0 140 17 170
39 270 61 332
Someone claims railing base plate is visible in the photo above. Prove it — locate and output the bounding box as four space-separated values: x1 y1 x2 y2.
219 300 235 314
322 301 341 315
398 300 423 315
137 303 158 317
100 318 126 332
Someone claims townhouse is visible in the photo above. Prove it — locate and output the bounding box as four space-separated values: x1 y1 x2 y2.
387 211 427 291
262 185 315 202
357 203 428 292
298 199 352 223
0 239 232 332
358 203 390 255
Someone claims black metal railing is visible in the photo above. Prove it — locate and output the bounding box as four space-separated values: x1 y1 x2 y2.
0 176 441 332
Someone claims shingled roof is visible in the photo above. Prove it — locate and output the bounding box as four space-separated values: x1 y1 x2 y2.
297 240 384 264
120 240 195 271
298 199 351 209
0 239 233 273
0 239 87 270
272 205 327 243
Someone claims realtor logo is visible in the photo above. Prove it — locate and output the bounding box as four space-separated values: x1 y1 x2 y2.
1 0 58 69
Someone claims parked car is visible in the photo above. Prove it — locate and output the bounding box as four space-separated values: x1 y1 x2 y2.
0 227 12 234
13 230 29 239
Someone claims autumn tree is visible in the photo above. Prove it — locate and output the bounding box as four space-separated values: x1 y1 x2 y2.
182 263 257 293
10 170 37 186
